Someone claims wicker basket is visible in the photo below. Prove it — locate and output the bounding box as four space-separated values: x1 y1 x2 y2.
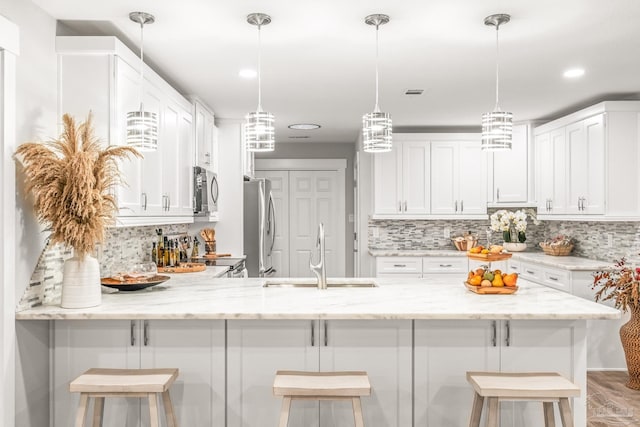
539 242 574 256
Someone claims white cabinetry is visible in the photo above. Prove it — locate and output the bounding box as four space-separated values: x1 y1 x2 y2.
57 36 195 226
193 98 218 171
373 139 430 215
535 101 640 219
227 320 412 427
415 320 585 427
375 256 468 277
53 320 225 427
488 123 531 204
431 139 487 215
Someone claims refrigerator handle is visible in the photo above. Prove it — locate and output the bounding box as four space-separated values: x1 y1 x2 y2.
258 181 266 275
268 191 276 256
211 175 219 204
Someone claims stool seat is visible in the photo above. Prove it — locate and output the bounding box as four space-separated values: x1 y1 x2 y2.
466 371 580 427
70 368 179 427
466 371 581 399
273 370 371 397
273 370 371 427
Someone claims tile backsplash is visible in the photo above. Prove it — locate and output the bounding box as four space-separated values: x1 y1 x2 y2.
17 224 189 310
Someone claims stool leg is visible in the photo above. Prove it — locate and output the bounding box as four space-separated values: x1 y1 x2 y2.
148 393 160 427
92 397 104 427
74 393 89 427
543 402 556 427
485 397 499 427
162 391 178 427
469 392 484 427
352 397 365 427
558 398 574 427
278 396 292 427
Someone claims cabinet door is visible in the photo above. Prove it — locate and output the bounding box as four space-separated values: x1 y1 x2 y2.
458 141 487 214
115 58 144 216
401 141 430 214
227 320 320 427
499 320 585 427
139 79 164 215
535 132 553 213
550 129 567 214
567 121 586 214
178 108 194 215
194 102 214 168
140 320 225 427
414 320 500 427
583 114 605 214
373 147 401 214
319 320 412 427
430 142 457 214
53 320 140 427
492 124 528 203
162 101 181 215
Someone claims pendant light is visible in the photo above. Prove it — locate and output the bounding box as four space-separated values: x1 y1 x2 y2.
362 14 392 153
127 12 158 152
245 13 275 152
481 13 513 151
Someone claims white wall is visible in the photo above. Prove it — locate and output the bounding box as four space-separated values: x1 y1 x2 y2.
1 1 58 426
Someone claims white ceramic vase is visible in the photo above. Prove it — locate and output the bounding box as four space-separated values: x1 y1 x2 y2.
503 242 527 252
60 254 101 309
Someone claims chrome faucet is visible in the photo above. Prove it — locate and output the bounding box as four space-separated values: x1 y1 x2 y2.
309 223 327 289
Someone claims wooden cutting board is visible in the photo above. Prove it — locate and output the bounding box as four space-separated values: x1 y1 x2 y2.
158 263 206 273
202 253 231 259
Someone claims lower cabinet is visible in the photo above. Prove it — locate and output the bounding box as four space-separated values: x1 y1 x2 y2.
53 320 225 427
414 320 585 427
226 319 412 427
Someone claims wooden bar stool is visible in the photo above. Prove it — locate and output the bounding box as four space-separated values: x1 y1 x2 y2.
466 372 580 427
70 368 179 427
273 370 371 427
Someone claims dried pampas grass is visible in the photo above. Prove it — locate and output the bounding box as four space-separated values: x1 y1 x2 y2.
15 113 141 258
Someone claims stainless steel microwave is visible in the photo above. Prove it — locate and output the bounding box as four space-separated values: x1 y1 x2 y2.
193 166 218 216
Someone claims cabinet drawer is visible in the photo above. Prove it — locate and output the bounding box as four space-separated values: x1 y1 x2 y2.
376 257 422 275
422 257 468 274
507 260 521 273
377 273 423 279
542 268 571 293
519 262 542 282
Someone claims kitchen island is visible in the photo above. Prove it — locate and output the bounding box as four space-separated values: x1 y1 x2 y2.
16 270 619 427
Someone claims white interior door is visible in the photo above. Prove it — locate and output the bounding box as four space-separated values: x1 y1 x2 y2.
255 170 290 277
290 170 345 277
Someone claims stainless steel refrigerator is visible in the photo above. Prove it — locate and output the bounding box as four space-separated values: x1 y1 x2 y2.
243 178 276 277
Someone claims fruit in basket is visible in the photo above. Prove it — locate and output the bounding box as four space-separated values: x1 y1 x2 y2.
481 279 492 287
489 245 504 254
483 271 495 281
504 273 518 287
469 246 483 254
468 275 482 286
492 275 504 287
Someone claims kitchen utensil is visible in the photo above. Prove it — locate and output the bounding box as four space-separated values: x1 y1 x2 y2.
101 275 170 291
200 228 215 242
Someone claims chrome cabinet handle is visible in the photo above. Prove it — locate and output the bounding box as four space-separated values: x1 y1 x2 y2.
130 321 136 346
439 264 452 268
510 265 519 271
324 320 328 346
548 276 559 281
204 152 211 165
141 193 147 210
398 201 402 212
143 320 149 346
454 200 458 213
311 321 315 347
505 320 511 347
403 201 407 212
393 264 407 268
496 188 500 202
167 195 171 212
491 321 497 347
548 199 553 212
460 200 464 212
526 270 535 275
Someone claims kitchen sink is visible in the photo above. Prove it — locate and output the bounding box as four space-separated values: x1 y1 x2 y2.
263 279 378 288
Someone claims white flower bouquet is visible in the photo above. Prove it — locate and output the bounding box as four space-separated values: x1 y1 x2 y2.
490 209 539 243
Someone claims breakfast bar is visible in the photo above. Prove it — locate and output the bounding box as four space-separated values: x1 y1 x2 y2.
16 270 619 427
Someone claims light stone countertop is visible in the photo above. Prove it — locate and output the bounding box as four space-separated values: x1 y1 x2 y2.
16 271 620 321
368 249 612 271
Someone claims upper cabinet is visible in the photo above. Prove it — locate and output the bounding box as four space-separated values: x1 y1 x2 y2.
193 98 219 172
57 37 195 226
488 123 533 205
534 101 640 220
372 133 486 218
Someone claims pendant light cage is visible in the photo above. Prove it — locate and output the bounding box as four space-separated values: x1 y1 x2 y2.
362 14 392 153
127 11 158 152
481 13 512 151
245 13 275 152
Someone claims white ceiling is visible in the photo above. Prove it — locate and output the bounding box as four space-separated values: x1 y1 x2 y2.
33 0 640 144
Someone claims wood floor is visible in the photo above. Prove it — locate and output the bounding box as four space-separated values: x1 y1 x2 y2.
588 371 640 426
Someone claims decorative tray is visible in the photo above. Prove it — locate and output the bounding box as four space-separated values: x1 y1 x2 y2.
158 263 206 273
466 252 513 262
464 281 518 295
202 253 232 259
101 275 170 291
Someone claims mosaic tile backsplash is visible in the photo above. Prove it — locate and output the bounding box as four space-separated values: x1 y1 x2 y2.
17 224 189 310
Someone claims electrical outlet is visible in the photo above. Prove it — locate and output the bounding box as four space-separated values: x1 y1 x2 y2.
607 233 614 248
444 227 451 239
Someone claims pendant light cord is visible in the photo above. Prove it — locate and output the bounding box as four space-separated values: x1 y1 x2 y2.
257 23 263 112
139 19 145 112
374 23 380 113
494 24 500 111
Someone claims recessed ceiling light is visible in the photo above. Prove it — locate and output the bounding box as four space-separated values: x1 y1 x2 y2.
288 123 321 130
239 69 257 79
563 68 585 78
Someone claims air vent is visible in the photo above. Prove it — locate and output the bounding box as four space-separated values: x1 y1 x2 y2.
288 136 310 139
404 89 424 95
